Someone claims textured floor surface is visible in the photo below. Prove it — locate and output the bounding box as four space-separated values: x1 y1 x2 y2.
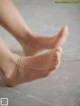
0 0 80 106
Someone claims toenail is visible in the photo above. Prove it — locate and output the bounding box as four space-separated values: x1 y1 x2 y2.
55 47 62 53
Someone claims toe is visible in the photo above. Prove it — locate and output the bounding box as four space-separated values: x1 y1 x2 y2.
53 46 62 61
51 47 62 69
55 46 62 54
47 62 60 76
58 25 69 38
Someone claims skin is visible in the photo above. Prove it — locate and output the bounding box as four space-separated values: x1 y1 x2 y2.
0 0 69 86
0 37 62 87
0 0 68 56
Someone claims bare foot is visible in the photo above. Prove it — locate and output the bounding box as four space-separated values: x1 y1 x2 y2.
0 37 62 86
21 26 68 56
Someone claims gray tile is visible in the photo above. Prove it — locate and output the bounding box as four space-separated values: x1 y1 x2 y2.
0 0 80 106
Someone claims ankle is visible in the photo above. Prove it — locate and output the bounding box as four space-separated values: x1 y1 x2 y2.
20 32 37 47
1 53 19 79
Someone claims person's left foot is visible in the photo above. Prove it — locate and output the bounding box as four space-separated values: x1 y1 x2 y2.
1 46 62 87
21 26 68 56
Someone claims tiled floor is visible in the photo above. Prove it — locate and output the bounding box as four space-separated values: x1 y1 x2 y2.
0 0 80 106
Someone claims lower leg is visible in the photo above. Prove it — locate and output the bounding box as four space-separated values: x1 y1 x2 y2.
0 0 68 56
0 37 62 87
0 0 34 44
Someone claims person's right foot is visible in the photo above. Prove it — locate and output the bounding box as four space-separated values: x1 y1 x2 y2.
21 26 68 56
0 39 62 86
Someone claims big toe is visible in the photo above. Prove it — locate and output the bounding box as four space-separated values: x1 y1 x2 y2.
53 46 62 67
55 25 69 46
58 25 69 38
54 46 62 58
